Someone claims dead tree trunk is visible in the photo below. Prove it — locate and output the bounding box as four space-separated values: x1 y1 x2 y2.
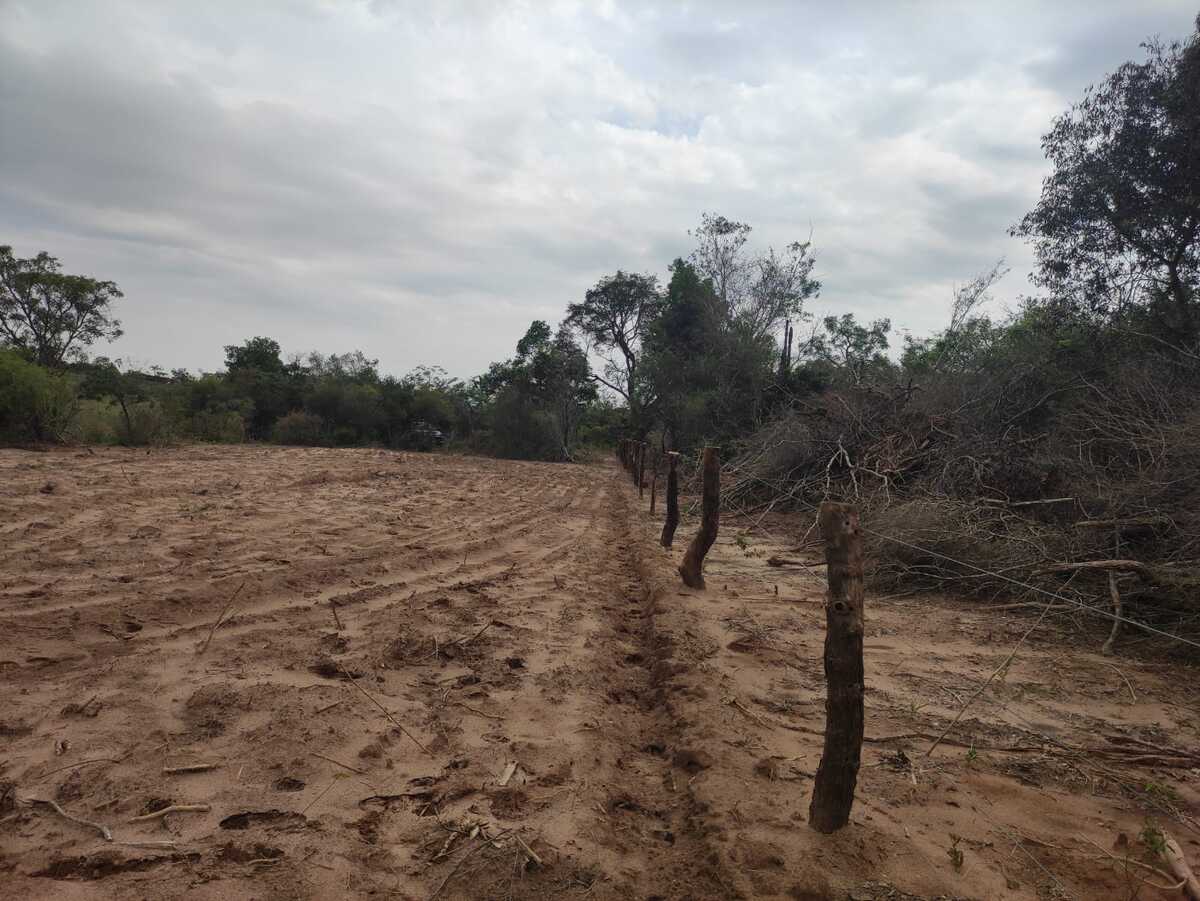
661 452 680 548
678 447 719 588
809 501 865 834
637 442 646 498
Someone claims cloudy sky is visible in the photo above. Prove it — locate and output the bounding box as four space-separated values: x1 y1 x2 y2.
2 1 1196 377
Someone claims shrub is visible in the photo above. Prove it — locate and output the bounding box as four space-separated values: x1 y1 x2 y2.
190 409 245 443
71 398 122 444
272 410 325 446
485 387 561 460
0 350 77 443
119 399 175 446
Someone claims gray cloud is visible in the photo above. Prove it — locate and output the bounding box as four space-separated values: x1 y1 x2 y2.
1 0 1196 376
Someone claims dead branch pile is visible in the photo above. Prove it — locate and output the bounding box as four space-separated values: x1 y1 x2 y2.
720 346 1200 653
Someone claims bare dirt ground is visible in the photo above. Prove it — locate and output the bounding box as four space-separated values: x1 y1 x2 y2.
1 445 1198 900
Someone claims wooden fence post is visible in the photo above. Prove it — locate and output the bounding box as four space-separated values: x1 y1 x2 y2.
661 452 680 548
809 501 865 834
678 447 719 588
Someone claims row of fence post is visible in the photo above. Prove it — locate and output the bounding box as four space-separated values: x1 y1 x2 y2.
614 437 865 834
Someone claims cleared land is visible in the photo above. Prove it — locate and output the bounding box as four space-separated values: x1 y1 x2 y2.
1 446 1197 900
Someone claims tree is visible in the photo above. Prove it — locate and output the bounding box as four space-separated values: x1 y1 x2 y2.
476 320 595 460
225 336 285 373
1012 18 1200 341
643 259 776 449
532 326 596 457
744 240 820 342
0 349 77 442
82 358 143 443
690 213 752 317
809 314 892 386
689 214 820 341
566 271 660 433
0 246 123 368
221 337 305 439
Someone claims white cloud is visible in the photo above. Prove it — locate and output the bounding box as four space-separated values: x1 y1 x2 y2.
1 0 1196 375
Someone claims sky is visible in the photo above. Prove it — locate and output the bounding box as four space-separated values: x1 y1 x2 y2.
2 1 1197 378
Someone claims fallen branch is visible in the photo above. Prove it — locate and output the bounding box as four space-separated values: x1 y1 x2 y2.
310 751 368 776
429 829 513 901
766 556 811 568
29 797 112 840
514 832 543 867
456 702 503 721
1162 831 1200 901
129 803 211 823
980 496 1074 507
338 663 432 756
162 763 218 775
456 620 496 646
197 582 247 655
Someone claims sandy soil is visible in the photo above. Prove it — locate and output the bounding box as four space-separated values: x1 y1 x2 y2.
1 445 1197 900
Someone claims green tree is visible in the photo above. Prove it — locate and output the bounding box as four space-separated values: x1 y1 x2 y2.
477 320 596 460
1011 17 1200 341
566 271 660 434
643 259 776 450
808 314 892 385
222 337 304 439
81 357 142 442
0 349 77 442
0 246 123 368
225 336 285 373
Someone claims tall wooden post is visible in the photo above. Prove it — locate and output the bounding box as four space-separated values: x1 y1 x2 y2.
678 447 719 588
809 501 865 834
661 452 680 548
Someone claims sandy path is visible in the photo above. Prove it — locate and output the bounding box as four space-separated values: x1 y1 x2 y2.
1 446 1197 899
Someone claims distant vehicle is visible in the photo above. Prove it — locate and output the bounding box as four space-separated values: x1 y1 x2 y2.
405 420 446 451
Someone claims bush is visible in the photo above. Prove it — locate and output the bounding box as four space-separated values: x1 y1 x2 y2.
0 350 77 443
485 387 561 460
190 409 245 443
272 410 325 446
119 400 175 446
71 398 122 444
